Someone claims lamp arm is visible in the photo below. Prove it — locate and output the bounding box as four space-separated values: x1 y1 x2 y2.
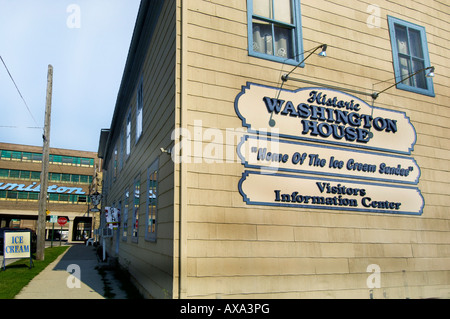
372 66 433 99
282 44 326 81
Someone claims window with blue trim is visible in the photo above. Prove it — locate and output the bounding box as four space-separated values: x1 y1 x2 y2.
145 159 158 242
136 76 143 143
248 0 303 65
387 16 434 97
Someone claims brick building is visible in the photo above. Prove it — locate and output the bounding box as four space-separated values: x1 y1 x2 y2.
0 142 100 242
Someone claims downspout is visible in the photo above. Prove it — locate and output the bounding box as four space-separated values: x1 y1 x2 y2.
178 0 188 299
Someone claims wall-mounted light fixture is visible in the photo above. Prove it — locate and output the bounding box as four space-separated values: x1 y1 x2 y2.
281 44 328 82
426 66 435 78
160 147 172 155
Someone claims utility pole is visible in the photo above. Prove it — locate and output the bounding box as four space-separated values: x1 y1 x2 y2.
36 65 53 261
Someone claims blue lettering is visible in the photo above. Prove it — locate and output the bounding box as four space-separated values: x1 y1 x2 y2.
297 103 310 118
281 101 299 117
263 97 284 113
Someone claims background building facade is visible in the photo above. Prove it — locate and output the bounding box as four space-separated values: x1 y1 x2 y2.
0 142 100 242
100 0 449 298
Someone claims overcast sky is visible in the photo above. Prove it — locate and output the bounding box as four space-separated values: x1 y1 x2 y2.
0 0 141 152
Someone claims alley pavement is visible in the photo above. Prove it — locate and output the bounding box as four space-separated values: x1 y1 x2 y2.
14 243 127 299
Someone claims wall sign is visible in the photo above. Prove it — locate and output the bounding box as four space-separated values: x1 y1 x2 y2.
235 82 424 216
238 135 420 185
0 182 86 195
105 207 120 230
239 171 424 215
235 82 416 155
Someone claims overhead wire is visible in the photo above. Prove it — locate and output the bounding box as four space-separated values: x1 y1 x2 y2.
0 55 42 130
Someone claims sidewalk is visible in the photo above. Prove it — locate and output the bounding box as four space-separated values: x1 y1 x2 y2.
15 244 127 299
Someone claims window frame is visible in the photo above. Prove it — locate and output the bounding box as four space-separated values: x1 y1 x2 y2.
136 76 144 144
122 188 129 241
247 0 304 66
145 159 159 242
131 176 140 243
125 108 132 159
387 16 435 97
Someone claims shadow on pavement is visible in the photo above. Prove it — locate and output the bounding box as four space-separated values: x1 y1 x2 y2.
52 244 105 297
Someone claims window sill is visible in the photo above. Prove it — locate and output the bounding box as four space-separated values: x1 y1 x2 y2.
249 51 303 67
396 83 435 97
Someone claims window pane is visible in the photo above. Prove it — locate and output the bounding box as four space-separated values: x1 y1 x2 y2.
29 193 38 200
10 170 20 178
398 56 411 85
123 189 129 238
12 151 22 160
32 153 42 161
62 156 73 164
274 0 292 24
408 29 424 59
7 191 18 199
412 59 427 89
18 192 28 200
253 0 272 18
395 24 409 55
78 195 87 203
1 150 12 159
80 175 88 183
52 155 62 163
148 170 158 235
20 171 31 179
133 180 140 239
0 169 8 178
136 79 143 141
274 25 293 58
81 158 91 166
31 171 41 180
50 173 61 181
253 20 273 55
126 113 132 156
22 152 32 161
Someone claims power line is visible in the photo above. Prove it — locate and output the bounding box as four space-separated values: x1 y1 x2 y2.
0 55 42 129
0 125 43 130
